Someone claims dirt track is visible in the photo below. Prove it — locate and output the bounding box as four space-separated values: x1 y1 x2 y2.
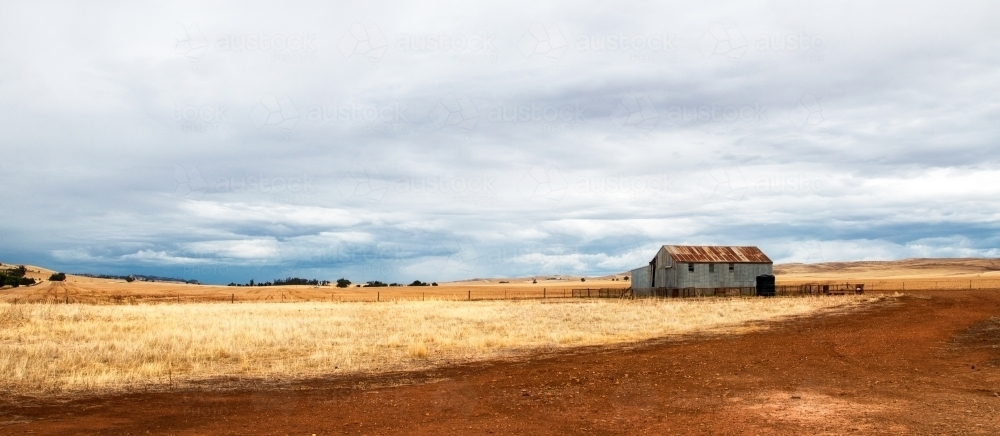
2 290 1000 435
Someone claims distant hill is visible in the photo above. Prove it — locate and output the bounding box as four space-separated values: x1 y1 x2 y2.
775 258 1000 274
447 273 629 285
74 273 201 285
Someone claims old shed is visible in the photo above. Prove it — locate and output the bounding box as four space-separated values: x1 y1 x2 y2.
629 245 773 297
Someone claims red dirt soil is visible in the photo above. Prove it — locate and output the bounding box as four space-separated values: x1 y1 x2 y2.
2 290 1000 435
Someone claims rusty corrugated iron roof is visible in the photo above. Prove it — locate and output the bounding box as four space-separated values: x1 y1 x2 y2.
663 245 772 263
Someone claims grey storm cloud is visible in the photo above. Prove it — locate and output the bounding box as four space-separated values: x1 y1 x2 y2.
1 1 999 283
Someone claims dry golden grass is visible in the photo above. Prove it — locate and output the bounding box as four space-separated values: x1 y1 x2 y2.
777 277 1000 291
0 295 881 396
775 258 1000 290
0 279 630 304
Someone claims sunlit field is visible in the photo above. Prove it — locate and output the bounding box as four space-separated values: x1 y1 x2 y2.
0 295 883 396
0 276 631 304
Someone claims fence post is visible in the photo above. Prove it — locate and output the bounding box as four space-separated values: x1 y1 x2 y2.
468 290 471 301
231 293 234 304
377 292 380 302
543 288 546 299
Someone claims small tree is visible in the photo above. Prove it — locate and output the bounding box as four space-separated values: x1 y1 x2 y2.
624 276 629 281
4 265 27 278
49 272 67 281
336 278 352 288
581 277 586 282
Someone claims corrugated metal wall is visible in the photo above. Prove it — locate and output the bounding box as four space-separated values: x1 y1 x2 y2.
630 265 652 295
670 262 772 288
655 246 674 269
652 246 673 288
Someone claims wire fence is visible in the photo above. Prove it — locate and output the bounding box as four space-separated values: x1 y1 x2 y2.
0 287 633 305
5 279 1000 305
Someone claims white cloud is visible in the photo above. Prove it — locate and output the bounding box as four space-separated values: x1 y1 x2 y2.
2 1 1000 283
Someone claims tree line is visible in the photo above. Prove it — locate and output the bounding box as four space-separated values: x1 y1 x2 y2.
228 277 331 287
227 277 438 288
0 265 37 287
356 280 437 287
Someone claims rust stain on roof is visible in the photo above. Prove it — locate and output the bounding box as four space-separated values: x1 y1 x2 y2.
663 245 772 263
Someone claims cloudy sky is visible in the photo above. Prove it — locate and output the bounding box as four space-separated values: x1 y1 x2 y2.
1 1 998 284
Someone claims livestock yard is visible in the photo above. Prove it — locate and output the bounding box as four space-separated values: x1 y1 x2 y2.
1 258 1000 434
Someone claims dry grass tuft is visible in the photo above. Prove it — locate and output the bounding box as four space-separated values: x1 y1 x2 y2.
0 296 880 396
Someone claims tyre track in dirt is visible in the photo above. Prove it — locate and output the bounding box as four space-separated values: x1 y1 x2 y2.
2 291 1000 435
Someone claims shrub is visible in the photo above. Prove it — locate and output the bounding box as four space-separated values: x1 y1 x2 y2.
1 265 27 278
2 276 33 287
49 273 67 281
